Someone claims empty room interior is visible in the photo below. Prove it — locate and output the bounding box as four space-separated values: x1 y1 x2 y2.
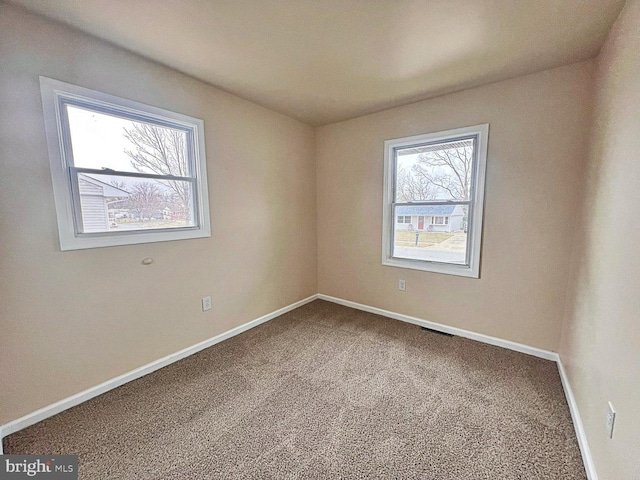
1 0 639 478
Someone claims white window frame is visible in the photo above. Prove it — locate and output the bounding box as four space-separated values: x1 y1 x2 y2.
382 124 489 278
40 77 211 251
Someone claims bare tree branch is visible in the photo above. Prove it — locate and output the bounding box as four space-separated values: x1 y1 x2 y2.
396 165 436 201
128 182 163 220
413 144 473 200
123 123 192 219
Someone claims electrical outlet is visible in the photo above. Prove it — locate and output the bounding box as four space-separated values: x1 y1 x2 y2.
202 296 212 312
606 401 616 439
398 279 406 291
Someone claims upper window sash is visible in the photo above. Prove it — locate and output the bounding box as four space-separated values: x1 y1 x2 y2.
59 97 197 176
392 134 478 203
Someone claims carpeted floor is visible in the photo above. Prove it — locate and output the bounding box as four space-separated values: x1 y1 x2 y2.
4 300 586 479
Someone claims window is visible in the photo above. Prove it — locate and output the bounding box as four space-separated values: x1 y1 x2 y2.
397 215 412 224
382 124 488 277
40 77 211 250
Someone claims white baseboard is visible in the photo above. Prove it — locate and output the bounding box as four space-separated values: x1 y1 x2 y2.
0 294 319 451
317 294 558 361
556 358 598 480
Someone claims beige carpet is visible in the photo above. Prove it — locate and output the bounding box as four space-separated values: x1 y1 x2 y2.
4 300 586 479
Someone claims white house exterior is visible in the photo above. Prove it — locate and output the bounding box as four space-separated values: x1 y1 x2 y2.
395 204 465 233
78 174 129 233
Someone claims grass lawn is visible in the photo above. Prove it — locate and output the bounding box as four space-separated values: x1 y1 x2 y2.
394 230 454 247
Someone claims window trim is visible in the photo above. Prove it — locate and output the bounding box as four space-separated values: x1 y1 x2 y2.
381 124 489 278
40 77 211 251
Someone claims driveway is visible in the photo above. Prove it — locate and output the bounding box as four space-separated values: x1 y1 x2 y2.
394 231 467 263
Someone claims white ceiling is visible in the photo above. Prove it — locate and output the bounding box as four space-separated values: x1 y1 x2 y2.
10 0 625 126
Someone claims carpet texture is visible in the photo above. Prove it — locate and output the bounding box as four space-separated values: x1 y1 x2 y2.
3 300 586 479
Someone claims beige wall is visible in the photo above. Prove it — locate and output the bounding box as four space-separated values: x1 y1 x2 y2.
0 5 317 424
559 0 640 478
316 61 594 352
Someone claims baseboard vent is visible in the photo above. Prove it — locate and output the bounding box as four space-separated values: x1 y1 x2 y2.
421 326 454 337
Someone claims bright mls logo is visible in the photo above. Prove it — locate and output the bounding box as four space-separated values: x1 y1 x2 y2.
1 456 77 479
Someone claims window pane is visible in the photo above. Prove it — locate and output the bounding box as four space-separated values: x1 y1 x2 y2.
77 173 195 233
66 105 191 177
395 137 474 202
393 204 468 265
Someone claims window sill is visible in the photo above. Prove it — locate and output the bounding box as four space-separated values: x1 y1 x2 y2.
382 257 479 278
58 225 211 251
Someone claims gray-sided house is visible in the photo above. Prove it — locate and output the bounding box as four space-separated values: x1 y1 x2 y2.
78 174 129 233
395 205 465 233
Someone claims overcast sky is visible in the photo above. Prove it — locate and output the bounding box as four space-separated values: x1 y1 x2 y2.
67 105 137 172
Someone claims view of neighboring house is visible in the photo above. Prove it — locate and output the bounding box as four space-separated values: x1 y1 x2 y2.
161 206 187 221
395 205 465 233
78 174 129 233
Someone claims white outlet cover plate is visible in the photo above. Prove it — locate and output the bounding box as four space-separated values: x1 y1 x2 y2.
202 296 212 311
606 401 616 439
